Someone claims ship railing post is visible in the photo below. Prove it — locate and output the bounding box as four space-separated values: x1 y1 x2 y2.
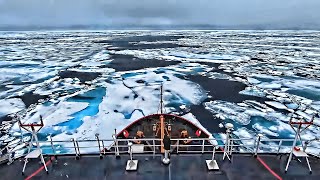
303 141 309 152
253 139 257 154
102 140 105 154
229 138 233 156
254 134 263 158
49 135 57 160
113 129 120 158
71 138 75 155
177 140 179 154
112 134 120 159
153 139 156 156
95 133 103 159
202 139 205 154
277 140 283 154
72 138 80 160
127 140 130 151
76 140 81 158
129 142 133 161
212 146 216 161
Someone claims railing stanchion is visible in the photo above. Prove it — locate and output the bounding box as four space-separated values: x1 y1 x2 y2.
277 140 283 154
113 129 120 158
303 141 309 152
230 138 234 156
253 139 257 154
153 139 156 156
49 135 57 160
71 138 79 160
102 140 105 153
177 140 179 154
76 140 81 158
254 134 263 157
202 139 205 154
95 133 103 159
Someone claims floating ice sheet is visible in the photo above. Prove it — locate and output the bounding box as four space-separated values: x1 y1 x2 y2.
0 98 25 118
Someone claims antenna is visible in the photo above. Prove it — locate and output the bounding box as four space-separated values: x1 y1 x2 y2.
157 83 166 114
19 115 48 175
285 112 319 174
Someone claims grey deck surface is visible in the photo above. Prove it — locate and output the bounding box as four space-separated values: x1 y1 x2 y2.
0 154 319 180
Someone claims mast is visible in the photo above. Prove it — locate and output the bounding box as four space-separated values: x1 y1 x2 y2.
160 83 165 153
160 83 163 114
160 115 165 153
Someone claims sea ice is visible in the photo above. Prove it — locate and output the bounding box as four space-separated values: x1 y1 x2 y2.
265 101 288 110
1 30 320 154
0 98 25 118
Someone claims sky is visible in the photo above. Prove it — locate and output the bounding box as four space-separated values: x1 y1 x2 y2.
0 0 319 29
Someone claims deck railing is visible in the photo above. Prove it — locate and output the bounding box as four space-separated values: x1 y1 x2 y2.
1 135 320 161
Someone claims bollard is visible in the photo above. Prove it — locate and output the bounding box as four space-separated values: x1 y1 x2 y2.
163 150 170 165
162 135 171 165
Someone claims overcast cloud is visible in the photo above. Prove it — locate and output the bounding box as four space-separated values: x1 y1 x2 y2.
0 0 319 29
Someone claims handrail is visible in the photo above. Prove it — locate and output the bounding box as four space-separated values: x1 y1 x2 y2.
2 137 320 161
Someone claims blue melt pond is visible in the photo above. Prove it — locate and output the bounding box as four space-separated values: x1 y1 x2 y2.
54 87 106 133
123 109 145 119
122 72 147 79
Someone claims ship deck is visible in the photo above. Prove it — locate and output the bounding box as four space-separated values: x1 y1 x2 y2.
0 153 319 180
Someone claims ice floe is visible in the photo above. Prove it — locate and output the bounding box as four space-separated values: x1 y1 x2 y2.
0 98 25 118
265 101 288 110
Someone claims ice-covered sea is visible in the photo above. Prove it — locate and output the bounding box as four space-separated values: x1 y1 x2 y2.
0 30 320 154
